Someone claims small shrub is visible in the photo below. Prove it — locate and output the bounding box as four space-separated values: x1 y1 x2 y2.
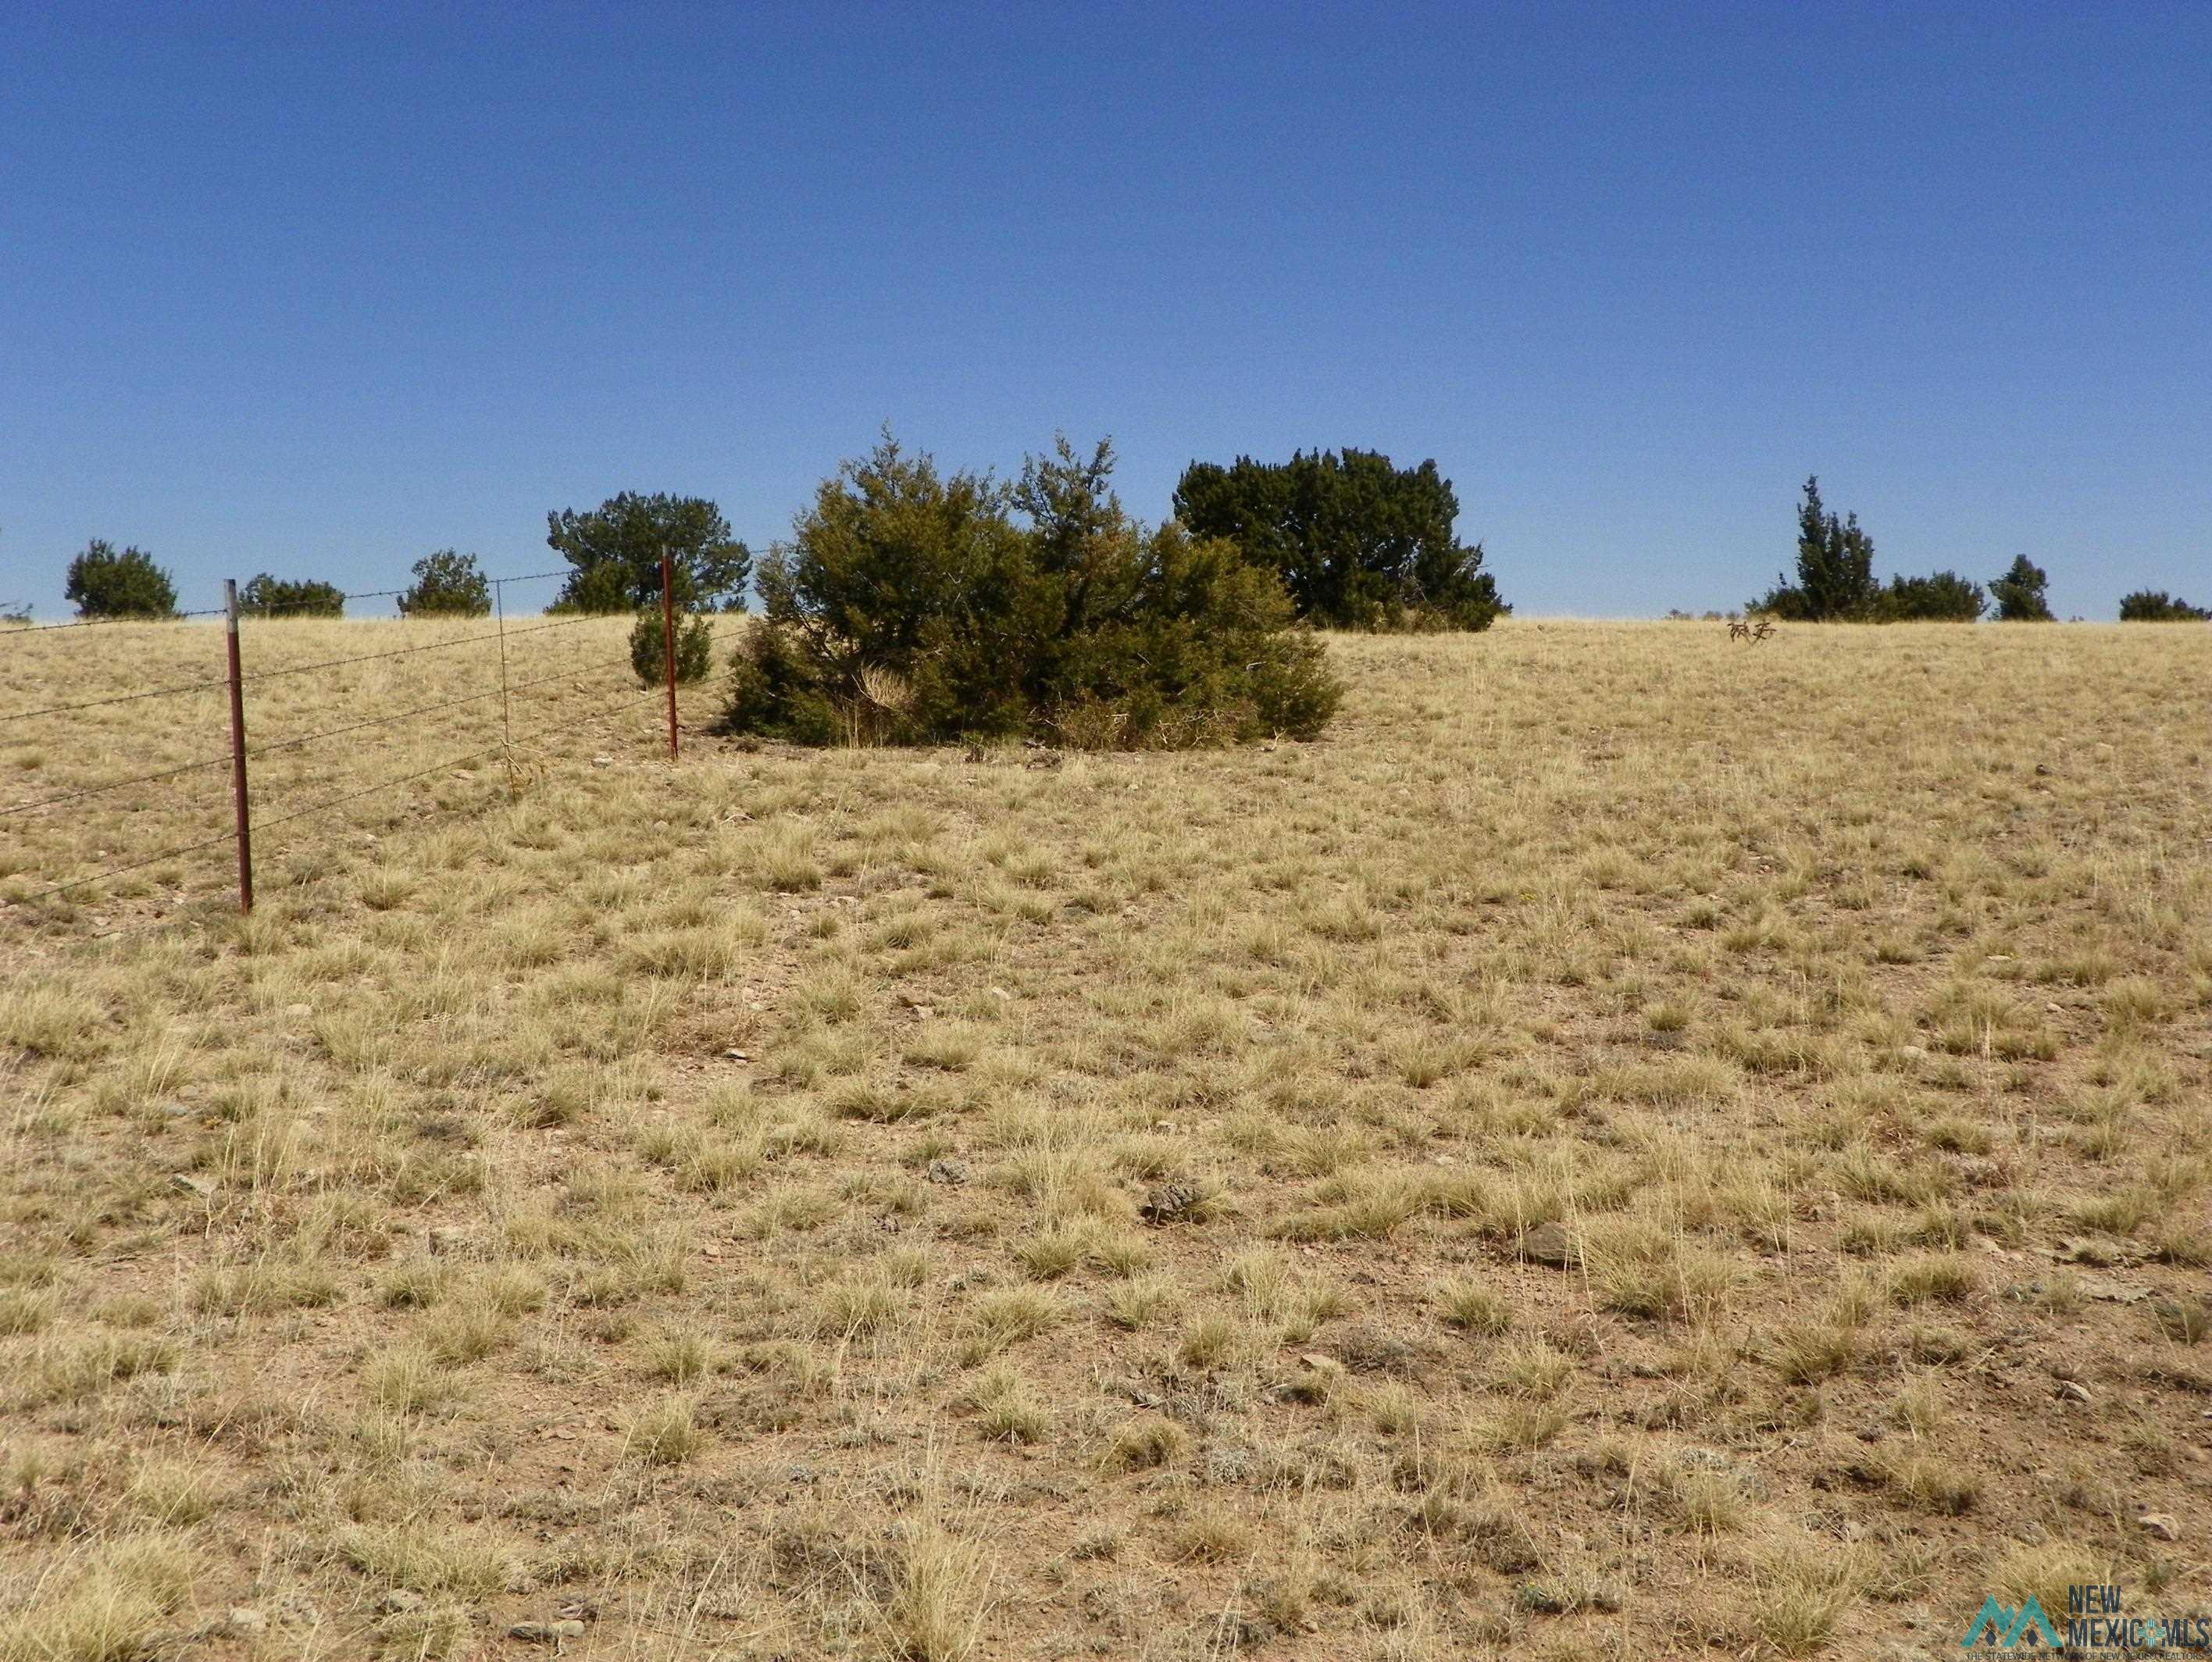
398 549 491 617
630 608 715 686
1103 1414 1187 1471
1886 1452 1980 1515
969 1366 1050 1443
241 573 344 617
957 1287 1059 1365
1874 569 1985 621
1773 1321 1857 1386
627 1393 704 1465
1886 1254 1979 1307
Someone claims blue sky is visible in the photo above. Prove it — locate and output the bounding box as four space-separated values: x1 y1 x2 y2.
4 2 2207 620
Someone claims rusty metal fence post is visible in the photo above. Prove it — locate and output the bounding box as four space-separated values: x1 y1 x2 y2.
660 544 679 761
223 578 255 912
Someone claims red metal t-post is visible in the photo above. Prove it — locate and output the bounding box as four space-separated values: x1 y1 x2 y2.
223 578 255 912
661 545 679 761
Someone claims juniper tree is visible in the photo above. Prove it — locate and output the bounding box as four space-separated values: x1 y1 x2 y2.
1756 478 1878 620
64 541 177 619
1989 555 2054 622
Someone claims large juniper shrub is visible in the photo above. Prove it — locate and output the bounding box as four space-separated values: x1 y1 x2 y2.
726 434 1340 748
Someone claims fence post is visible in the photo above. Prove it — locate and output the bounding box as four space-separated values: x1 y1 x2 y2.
660 544 679 761
223 578 255 913
494 576 512 751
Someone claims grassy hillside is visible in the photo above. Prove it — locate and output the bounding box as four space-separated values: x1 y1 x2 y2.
3 619 2209 1658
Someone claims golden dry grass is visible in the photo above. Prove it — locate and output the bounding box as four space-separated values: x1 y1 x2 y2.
3 615 2210 1658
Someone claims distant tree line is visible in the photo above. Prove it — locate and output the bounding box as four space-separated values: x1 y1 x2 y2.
1742 478 2176 623
30 461 2200 646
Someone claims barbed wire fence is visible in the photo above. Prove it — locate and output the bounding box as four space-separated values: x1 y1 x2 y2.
2 554 701 938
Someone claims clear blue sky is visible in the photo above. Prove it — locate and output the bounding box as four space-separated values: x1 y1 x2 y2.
4 3 2207 620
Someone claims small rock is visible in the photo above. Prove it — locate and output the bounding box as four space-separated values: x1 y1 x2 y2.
161 1102 194 1118
592 755 612 767
925 1157 970 1186
225 1607 268 1635
1141 1183 1202 1225
284 1002 312 1018
2138 1512 2181 1542
2045 1000 2064 1015
374 1589 426 1615
1521 1221 1576 1268
509 1621 587 1644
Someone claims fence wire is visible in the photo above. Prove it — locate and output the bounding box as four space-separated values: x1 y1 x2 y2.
4 566 700 922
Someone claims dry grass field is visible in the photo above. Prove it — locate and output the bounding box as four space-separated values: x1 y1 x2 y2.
3 616 2210 1660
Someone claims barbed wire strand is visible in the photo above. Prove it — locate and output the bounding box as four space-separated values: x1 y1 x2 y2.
9 829 244 905
2 567 577 634
0 753 230 820
236 614 614 686
59 684 670 948
0 662 643 820
237 585 409 616
0 675 234 726
244 662 639 769
1 608 229 637
5 583 695 918
248 686 665 836
6 683 659 911
8 612 628 726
